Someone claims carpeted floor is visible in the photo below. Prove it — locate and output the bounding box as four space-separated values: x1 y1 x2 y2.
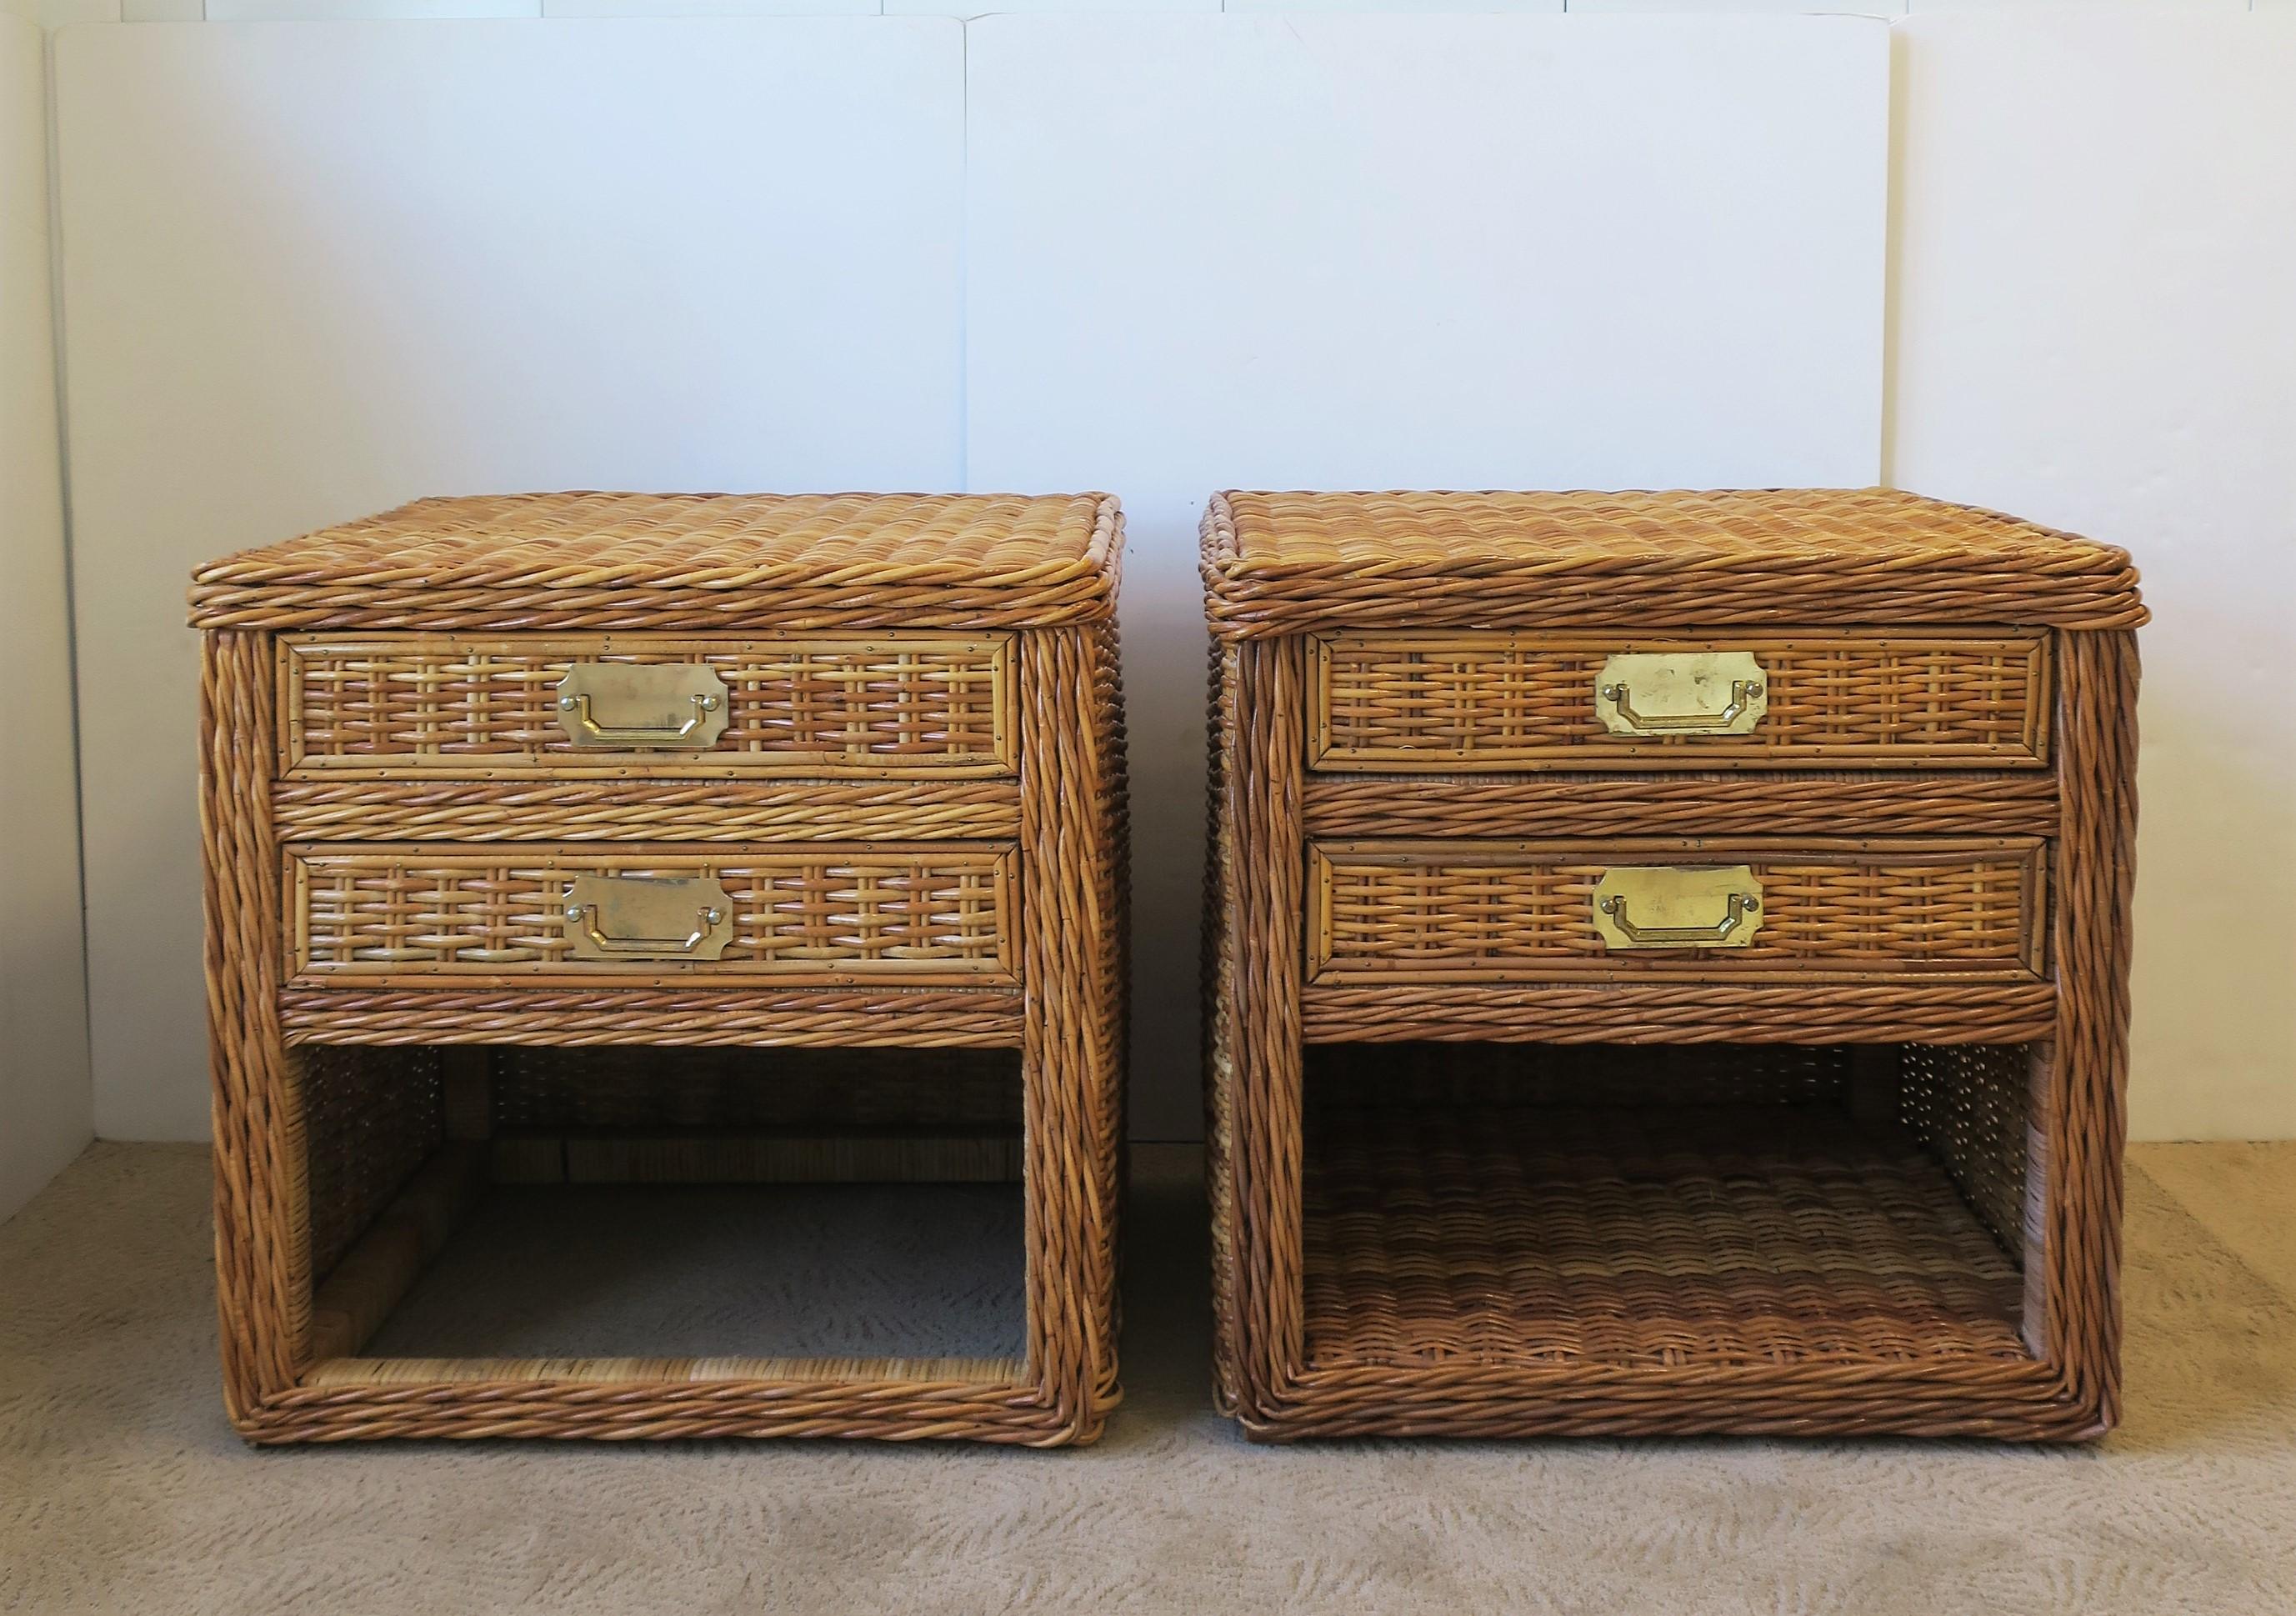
3 1141 2294 1615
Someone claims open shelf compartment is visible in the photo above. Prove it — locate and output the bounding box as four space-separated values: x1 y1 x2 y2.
1302 1042 2041 1375
294 1043 1027 1388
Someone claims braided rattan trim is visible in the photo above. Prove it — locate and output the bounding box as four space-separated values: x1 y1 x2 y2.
1202 490 2146 638
285 843 1018 987
278 633 1015 779
236 1373 1083 1444
1303 773 2058 839
1298 983 2058 1045
192 493 1122 632
1306 837 2046 983
273 780 1022 843
1016 624 1129 1435
278 989 1024 1048
1310 630 2049 770
1204 616 2138 1439
204 633 310 1420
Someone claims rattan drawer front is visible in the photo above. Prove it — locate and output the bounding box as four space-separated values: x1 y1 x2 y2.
1305 838 2046 983
1309 631 2049 772
278 633 1015 779
286 843 1018 987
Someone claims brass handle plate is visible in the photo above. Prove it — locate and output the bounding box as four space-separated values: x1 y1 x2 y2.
554 663 730 749
563 874 734 960
1590 865 1765 950
1595 651 1768 737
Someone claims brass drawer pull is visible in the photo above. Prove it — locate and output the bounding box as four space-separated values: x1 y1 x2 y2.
563 875 733 960
554 663 730 749
1595 652 1768 737
1590 866 1765 950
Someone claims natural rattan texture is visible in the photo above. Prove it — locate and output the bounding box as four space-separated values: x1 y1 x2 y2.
280 633 1014 778
1203 489 2141 1441
1203 489 2146 637
198 493 1127 1444
1311 631 2048 770
286 843 1018 986
1301 1088 2027 1373
193 493 1119 632
1307 838 2044 982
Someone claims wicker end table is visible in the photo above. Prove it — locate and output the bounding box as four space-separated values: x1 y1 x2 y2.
192 492 1127 1443
1202 488 2143 1440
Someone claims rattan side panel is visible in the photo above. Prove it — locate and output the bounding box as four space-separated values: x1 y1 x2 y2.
299 1046 443 1282
279 633 1014 779
285 844 1018 986
1899 1043 2031 1253
1016 625 1128 1442
2039 630 2139 1430
203 633 309 1420
1307 838 2046 983
1311 631 2048 771
1205 638 1308 1424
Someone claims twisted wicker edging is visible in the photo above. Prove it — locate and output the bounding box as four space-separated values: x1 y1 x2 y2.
1202 492 2141 1441
200 495 1128 1444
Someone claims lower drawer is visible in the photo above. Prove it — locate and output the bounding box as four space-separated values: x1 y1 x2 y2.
285 843 1018 988
1306 837 2046 983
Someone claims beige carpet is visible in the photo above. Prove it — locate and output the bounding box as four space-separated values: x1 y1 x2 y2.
4 1142 2295 1616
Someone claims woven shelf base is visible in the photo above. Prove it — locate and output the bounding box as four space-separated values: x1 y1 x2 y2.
1304 1099 2028 1373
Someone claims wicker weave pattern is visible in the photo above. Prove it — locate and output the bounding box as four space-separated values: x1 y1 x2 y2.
1900 1043 2032 1253
193 493 1119 632
272 780 1021 844
1303 772 2059 839
281 633 1013 778
299 1046 443 1284
1203 490 2146 637
1313 631 2048 769
1203 489 2141 1441
1307 839 2044 981
1303 1098 2026 1371
489 1046 1022 1135
199 494 1127 1444
287 844 1016 984
278 988 1023 1049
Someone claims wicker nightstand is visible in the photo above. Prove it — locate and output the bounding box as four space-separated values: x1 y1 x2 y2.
1201 488 2144 1440
192 493 1127 1443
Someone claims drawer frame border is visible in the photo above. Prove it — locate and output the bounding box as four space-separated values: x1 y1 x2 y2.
282 840 1022 989
1207 628 2139 1441
1308 628 2053 773
1303 834 2049 985
275 629 1021 782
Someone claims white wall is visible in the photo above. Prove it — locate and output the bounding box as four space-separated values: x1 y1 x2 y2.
54 17 964 1139
0 13 93 1221
1889 11 2296 1139
33 9 2296 1149
967 13 1887 1136
53 13 1887 1143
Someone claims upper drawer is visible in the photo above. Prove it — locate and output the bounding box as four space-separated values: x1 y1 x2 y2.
285 842 1018 988
277 633 1015 780
1308 630 2050 772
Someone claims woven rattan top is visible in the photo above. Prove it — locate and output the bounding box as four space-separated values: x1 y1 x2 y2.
1202 488 2144 637
189 492 1121 632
